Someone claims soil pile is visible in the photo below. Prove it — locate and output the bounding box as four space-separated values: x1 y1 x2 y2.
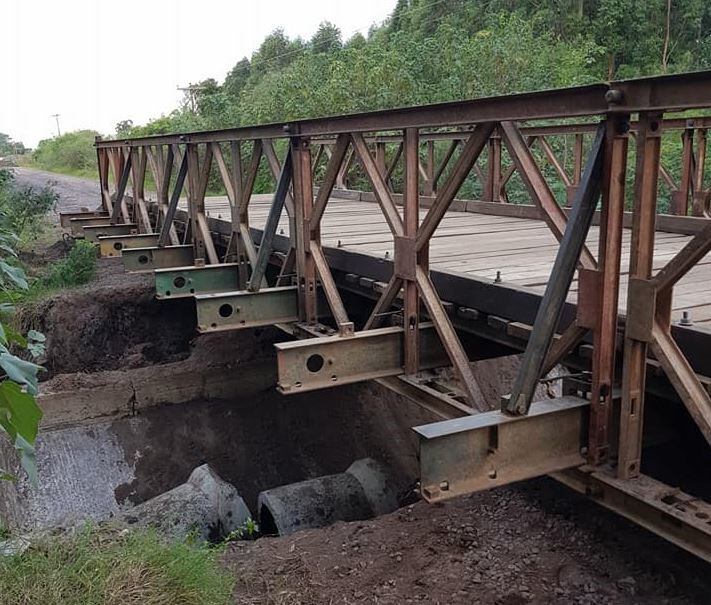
225 478 709 605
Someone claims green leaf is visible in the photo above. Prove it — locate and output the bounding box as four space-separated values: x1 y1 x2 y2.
0 381 42 485
27 330 46 358
0 303 15 317
4 324 27 348
0 261 27 290
0 352 41 395
27 330 46 343
0 468 15 482
0 381 42 443
15 434 37 486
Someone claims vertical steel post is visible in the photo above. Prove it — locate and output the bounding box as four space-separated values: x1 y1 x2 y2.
292 137 318 324
403 128 420 374
423 140 435 196
674 124 694 215
185 143 206 262
588 115 629 466
618 112 662 479
484 133 502 202
693 128 707 216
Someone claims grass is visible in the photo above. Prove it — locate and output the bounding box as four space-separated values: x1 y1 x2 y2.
0 526 235 605
13 240 98 304
16 156 95 180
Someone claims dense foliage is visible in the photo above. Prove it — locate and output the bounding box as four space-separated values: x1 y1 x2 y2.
0 134 26 158
128 0 711 135
33 131 100 176
0 170 47 484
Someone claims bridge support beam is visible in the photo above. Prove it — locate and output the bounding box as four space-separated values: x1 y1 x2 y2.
416 396 588 502
60 211 108 228
122 245 195 273
98 234 160 257
196 286 300 332
275 324 449 394
83 223 138 242
155 264 243 299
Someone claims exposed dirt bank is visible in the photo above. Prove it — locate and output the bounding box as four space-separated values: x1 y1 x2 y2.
225 480 709 605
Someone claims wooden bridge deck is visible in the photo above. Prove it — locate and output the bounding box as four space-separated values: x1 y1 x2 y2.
200 195 711 327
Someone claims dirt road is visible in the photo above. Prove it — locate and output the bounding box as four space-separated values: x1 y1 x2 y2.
10 167 99 218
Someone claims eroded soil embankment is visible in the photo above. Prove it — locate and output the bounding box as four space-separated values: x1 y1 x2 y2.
18 259 195 379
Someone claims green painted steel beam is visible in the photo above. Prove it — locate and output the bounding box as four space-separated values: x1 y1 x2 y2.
155 263 243 299
122 245 195 273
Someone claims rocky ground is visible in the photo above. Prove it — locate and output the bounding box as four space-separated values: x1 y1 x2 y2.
14 168 711 605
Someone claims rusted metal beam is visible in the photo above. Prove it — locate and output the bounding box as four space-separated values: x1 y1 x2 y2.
249 149 293 290
275 323 448 394
97 71 711 148
500 120 597 270
504 123 605 415
588 116 629 465
122 245 194 273
618 113 662 479
416 396 588 502
196 286 300 332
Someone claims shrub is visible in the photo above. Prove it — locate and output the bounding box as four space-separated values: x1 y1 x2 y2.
41 240 97 289
0 170 57 241
33 131 99 176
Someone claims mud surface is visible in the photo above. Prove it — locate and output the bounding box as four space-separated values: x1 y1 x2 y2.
226 481 710 605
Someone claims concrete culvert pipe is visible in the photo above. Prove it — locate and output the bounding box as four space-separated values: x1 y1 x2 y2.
117 463 251 541
257 458 399 536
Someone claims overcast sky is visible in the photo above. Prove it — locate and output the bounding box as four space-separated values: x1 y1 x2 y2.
2 0 397 147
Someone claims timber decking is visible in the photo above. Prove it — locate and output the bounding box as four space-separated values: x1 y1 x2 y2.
196 195 711 327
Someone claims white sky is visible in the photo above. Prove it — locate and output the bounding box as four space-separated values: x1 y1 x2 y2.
1 0 397 147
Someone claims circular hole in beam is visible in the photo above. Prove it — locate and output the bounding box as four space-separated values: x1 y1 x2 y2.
219 303 233 318
173 276 187 288
306 354 325 373
113 242 123 251
138 255 149 265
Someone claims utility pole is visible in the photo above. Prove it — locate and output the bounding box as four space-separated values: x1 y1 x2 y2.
51 114 61 137
177 84 208 114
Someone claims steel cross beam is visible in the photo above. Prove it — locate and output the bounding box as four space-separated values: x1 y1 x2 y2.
504 123 605 415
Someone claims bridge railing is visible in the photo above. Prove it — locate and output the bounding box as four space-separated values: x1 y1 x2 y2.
79 71 711 519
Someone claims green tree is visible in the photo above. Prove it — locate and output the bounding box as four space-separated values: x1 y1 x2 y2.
310 21 342 54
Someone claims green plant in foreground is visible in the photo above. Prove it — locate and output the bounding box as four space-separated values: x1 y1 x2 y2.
0 526 234 605
41 240 97 289
223 517 260 543
0 169 45 484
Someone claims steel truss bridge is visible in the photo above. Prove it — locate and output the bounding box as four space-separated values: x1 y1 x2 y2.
64 70 711 561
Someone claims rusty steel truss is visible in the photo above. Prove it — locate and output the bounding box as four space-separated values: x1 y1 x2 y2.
63 70 711 561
